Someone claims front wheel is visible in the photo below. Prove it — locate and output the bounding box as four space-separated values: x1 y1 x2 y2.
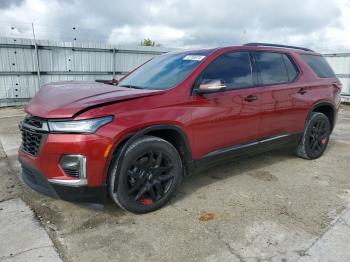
109 136 183 214
295 112 331 160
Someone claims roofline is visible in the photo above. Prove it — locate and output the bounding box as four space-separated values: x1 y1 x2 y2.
160 44 319 56
244 43 314 52
322 53 350 57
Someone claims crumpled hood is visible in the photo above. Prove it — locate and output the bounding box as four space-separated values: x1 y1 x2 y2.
25 81 164 118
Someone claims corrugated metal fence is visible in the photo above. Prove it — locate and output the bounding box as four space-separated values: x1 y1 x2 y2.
1 37 349 107
0 37 170 107
324 53 350 102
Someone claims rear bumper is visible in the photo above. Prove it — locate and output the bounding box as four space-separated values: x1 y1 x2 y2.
20 160 107 203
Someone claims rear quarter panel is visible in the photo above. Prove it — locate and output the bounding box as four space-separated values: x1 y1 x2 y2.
292 53 340 127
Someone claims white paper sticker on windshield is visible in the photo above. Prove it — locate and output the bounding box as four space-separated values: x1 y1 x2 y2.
183 55 206 61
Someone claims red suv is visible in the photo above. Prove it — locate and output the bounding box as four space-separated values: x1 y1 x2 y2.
18 43 342 213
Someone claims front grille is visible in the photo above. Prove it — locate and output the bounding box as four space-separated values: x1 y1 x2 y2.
20 116 47 156
21 129 43 156
24 116 43 129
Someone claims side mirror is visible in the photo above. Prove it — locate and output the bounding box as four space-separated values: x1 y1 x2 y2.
194 79 226 95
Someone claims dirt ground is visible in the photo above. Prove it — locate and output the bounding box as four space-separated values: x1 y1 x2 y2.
0 105 350 262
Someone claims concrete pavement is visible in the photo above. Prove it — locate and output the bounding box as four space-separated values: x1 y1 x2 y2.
0 107 62 262
298 207 350 262
0 199 62 262
0 106 350 262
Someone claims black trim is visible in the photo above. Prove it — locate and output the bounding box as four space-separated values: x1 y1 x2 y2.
281 53 299 82
310 101 336 115
21 163 58 198
119 124 192 166
244 43 313 52
19 159 107 203
51 183 106 203
142 125 193 163
308 101 337 132
194 133 302 168
250 52 259 85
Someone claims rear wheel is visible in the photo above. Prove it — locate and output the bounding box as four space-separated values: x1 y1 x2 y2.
109 136 183 213
295 112 331 160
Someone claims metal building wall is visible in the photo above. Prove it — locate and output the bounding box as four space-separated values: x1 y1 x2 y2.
2 37 349 107
324 53 350 102
0 37 171 107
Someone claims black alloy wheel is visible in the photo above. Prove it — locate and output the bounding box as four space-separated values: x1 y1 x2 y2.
295 112 331 159
126 150 175 205
307 118 329 157
109 136 183 213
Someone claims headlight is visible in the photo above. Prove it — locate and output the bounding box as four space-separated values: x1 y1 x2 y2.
48 116 113 133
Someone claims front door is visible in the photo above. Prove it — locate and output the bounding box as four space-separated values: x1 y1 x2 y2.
190 51 261 159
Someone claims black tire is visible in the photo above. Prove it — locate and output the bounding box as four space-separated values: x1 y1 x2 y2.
295 112 331 160
109 136 183 214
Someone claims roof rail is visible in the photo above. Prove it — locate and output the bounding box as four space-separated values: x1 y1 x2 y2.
244 43 314 52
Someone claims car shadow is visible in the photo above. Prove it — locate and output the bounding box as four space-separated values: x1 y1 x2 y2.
77 147 299 212
172 146 298 203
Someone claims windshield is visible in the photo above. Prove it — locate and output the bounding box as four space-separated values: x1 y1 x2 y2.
119 50 213 90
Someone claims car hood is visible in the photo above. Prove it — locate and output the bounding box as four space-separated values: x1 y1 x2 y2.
25 81 165 118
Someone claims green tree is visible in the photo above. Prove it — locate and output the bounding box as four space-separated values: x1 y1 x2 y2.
141 38 155 46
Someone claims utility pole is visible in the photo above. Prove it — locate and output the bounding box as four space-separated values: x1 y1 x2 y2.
241 29 247 44
32 22 41 91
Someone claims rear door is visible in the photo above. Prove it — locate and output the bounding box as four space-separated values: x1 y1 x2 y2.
252 51 309 138
190 51 261 158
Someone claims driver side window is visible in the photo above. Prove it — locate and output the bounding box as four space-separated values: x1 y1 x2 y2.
201 52 253 89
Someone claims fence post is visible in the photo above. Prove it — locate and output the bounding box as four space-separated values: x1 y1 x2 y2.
31 23 41 91
34 43 41 91
112 48 116 80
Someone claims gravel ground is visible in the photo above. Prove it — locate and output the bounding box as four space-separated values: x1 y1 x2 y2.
0 105 349 262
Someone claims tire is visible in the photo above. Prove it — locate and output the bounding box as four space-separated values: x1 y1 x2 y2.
295 112 331 160
109 136 183 214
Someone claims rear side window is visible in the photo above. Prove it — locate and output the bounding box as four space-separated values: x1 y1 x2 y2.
201 52 253 89
253 52 296 85
300 54 335 78
282 55 299 81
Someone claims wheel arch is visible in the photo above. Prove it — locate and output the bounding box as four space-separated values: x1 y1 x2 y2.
106 124 193 186
143 126 193 169
308 101 336 132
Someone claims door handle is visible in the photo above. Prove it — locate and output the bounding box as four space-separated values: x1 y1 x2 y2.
244 95 257 102
298 88 307 95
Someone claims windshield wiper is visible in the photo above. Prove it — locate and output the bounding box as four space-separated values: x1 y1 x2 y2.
119 85 144 89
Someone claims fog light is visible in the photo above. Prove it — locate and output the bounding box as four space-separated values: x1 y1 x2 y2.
59 155 86 178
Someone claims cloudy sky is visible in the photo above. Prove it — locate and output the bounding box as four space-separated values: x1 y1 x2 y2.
0 0 349 52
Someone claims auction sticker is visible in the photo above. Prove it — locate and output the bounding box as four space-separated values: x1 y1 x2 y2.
183 55 206 61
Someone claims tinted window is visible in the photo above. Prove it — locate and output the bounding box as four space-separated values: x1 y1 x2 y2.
119 50 213 90
282 54 299 81
253 52 289 85
301 54 335 78
200 52 253 89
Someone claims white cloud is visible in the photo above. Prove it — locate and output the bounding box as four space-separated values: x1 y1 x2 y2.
0 0 349 52
108 25 186 46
